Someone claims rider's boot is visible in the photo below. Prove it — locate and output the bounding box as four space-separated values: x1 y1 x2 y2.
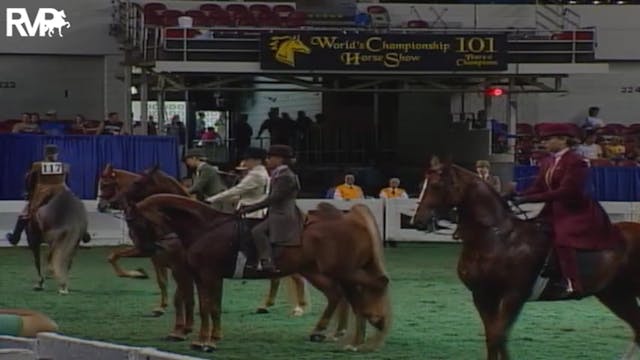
5 217 28 246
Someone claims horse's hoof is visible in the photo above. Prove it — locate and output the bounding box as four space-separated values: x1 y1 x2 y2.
309 333 326 342
331 330 347 341
151 309 165 317
165 334 186 342
33 285 44 291
190 343 216 352
344 345 359 352
58 288 69 295
132 268 149 279
255 307 269 314
292 306 304 317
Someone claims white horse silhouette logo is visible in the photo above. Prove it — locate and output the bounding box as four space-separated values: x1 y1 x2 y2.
43 9 70 37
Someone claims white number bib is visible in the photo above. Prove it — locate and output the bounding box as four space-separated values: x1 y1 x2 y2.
41 162 64 175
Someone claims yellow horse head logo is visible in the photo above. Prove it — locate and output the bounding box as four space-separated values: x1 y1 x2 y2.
269 35 311 67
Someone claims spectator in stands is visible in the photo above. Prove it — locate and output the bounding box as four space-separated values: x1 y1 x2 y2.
44 110 57 122
166 115 186 158
70 114 87 134
475 160 502 193
379 178 408 199
604 137 626 160
295 110 313 148
196 112 206 137
99 112 125 135
576 132 603 160
582 106 604 130
12 112 42 134
333 174 364 200
235 114 253 160
257 109 294 145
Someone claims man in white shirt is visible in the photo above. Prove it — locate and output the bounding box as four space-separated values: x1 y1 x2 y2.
576 132 603 160
206 147 269 221
582 106 604 130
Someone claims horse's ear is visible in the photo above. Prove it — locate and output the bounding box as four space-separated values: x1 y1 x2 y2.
150 164 161 174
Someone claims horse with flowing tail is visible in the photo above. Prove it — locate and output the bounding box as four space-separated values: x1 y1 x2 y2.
97 164 195 340
27 188 88 294
412 162 640 360
128 194 391 352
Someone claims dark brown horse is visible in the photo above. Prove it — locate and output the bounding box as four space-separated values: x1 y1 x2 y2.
412 162 640 360
97 164 195 340
128 194 391 352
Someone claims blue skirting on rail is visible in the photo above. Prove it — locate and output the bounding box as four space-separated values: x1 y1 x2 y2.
514 165 640 201
0 134 179 200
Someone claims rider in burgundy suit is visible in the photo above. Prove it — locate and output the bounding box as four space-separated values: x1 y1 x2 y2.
513 123 622 295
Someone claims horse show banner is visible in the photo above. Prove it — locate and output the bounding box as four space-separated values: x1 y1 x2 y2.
260 32 507 71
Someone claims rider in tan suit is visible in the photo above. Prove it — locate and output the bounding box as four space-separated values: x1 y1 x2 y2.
5 145 69 245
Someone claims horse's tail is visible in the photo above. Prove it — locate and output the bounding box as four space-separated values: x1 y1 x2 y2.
347 204 392 350
48 195 87 292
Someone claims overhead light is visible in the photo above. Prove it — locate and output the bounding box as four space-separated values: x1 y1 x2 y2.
568 0 577 3
617 0 626 3
592 0 600 3
130 86 138 95
484 87 505 97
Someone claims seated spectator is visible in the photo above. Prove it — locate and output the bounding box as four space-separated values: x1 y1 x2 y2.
582 106 604 130
100 112 125 135
333 174 364 200
475 160 502 193
379 178 408 199
576 132 603 160
604 137 626 160
69 114 87 134
201 127 220 142
44 109 57 121
12 112 42 134
0 309 58 337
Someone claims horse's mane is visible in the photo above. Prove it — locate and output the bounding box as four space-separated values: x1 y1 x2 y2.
137 194 232 225
114 169 140 179
150 170 189 197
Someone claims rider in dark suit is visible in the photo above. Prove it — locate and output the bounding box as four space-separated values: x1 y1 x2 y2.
238 145 303 273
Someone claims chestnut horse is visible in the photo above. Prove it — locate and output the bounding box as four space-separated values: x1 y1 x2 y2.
413 162 640 360
97 164 195 339
128 194 391 352
97 165 171 315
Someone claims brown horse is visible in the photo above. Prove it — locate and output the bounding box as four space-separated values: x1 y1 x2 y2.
412 162 640 360
128 194 391 352
97 165 171 315
97 164 195 339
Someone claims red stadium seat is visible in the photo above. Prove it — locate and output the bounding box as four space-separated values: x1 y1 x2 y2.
590 159 614 167
596 123 627 136
617 160 639 167
162 10 183 27
367 6 388 14
226 4 249 17
273 5 295 19
200 4 223 14
249 4 272 17
256 12 282 27
285 11 307 28
552 31 594 41
143 3 166 14
184 10 208 27
407 20 428 28
234 13 257 27
209 11 234 27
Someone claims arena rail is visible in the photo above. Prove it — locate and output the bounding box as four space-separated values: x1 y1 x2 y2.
1 199 638 246
0 333 207 360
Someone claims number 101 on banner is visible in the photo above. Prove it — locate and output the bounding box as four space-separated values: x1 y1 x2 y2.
456 37 496 53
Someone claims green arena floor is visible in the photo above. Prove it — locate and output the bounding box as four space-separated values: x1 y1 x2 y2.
0 244 633 359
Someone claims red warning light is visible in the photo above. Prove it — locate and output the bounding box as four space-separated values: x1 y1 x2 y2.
485 87 504 97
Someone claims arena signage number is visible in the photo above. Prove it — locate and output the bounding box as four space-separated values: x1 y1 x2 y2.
41 162 63 175
0 81 16 89
620 86 640 94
